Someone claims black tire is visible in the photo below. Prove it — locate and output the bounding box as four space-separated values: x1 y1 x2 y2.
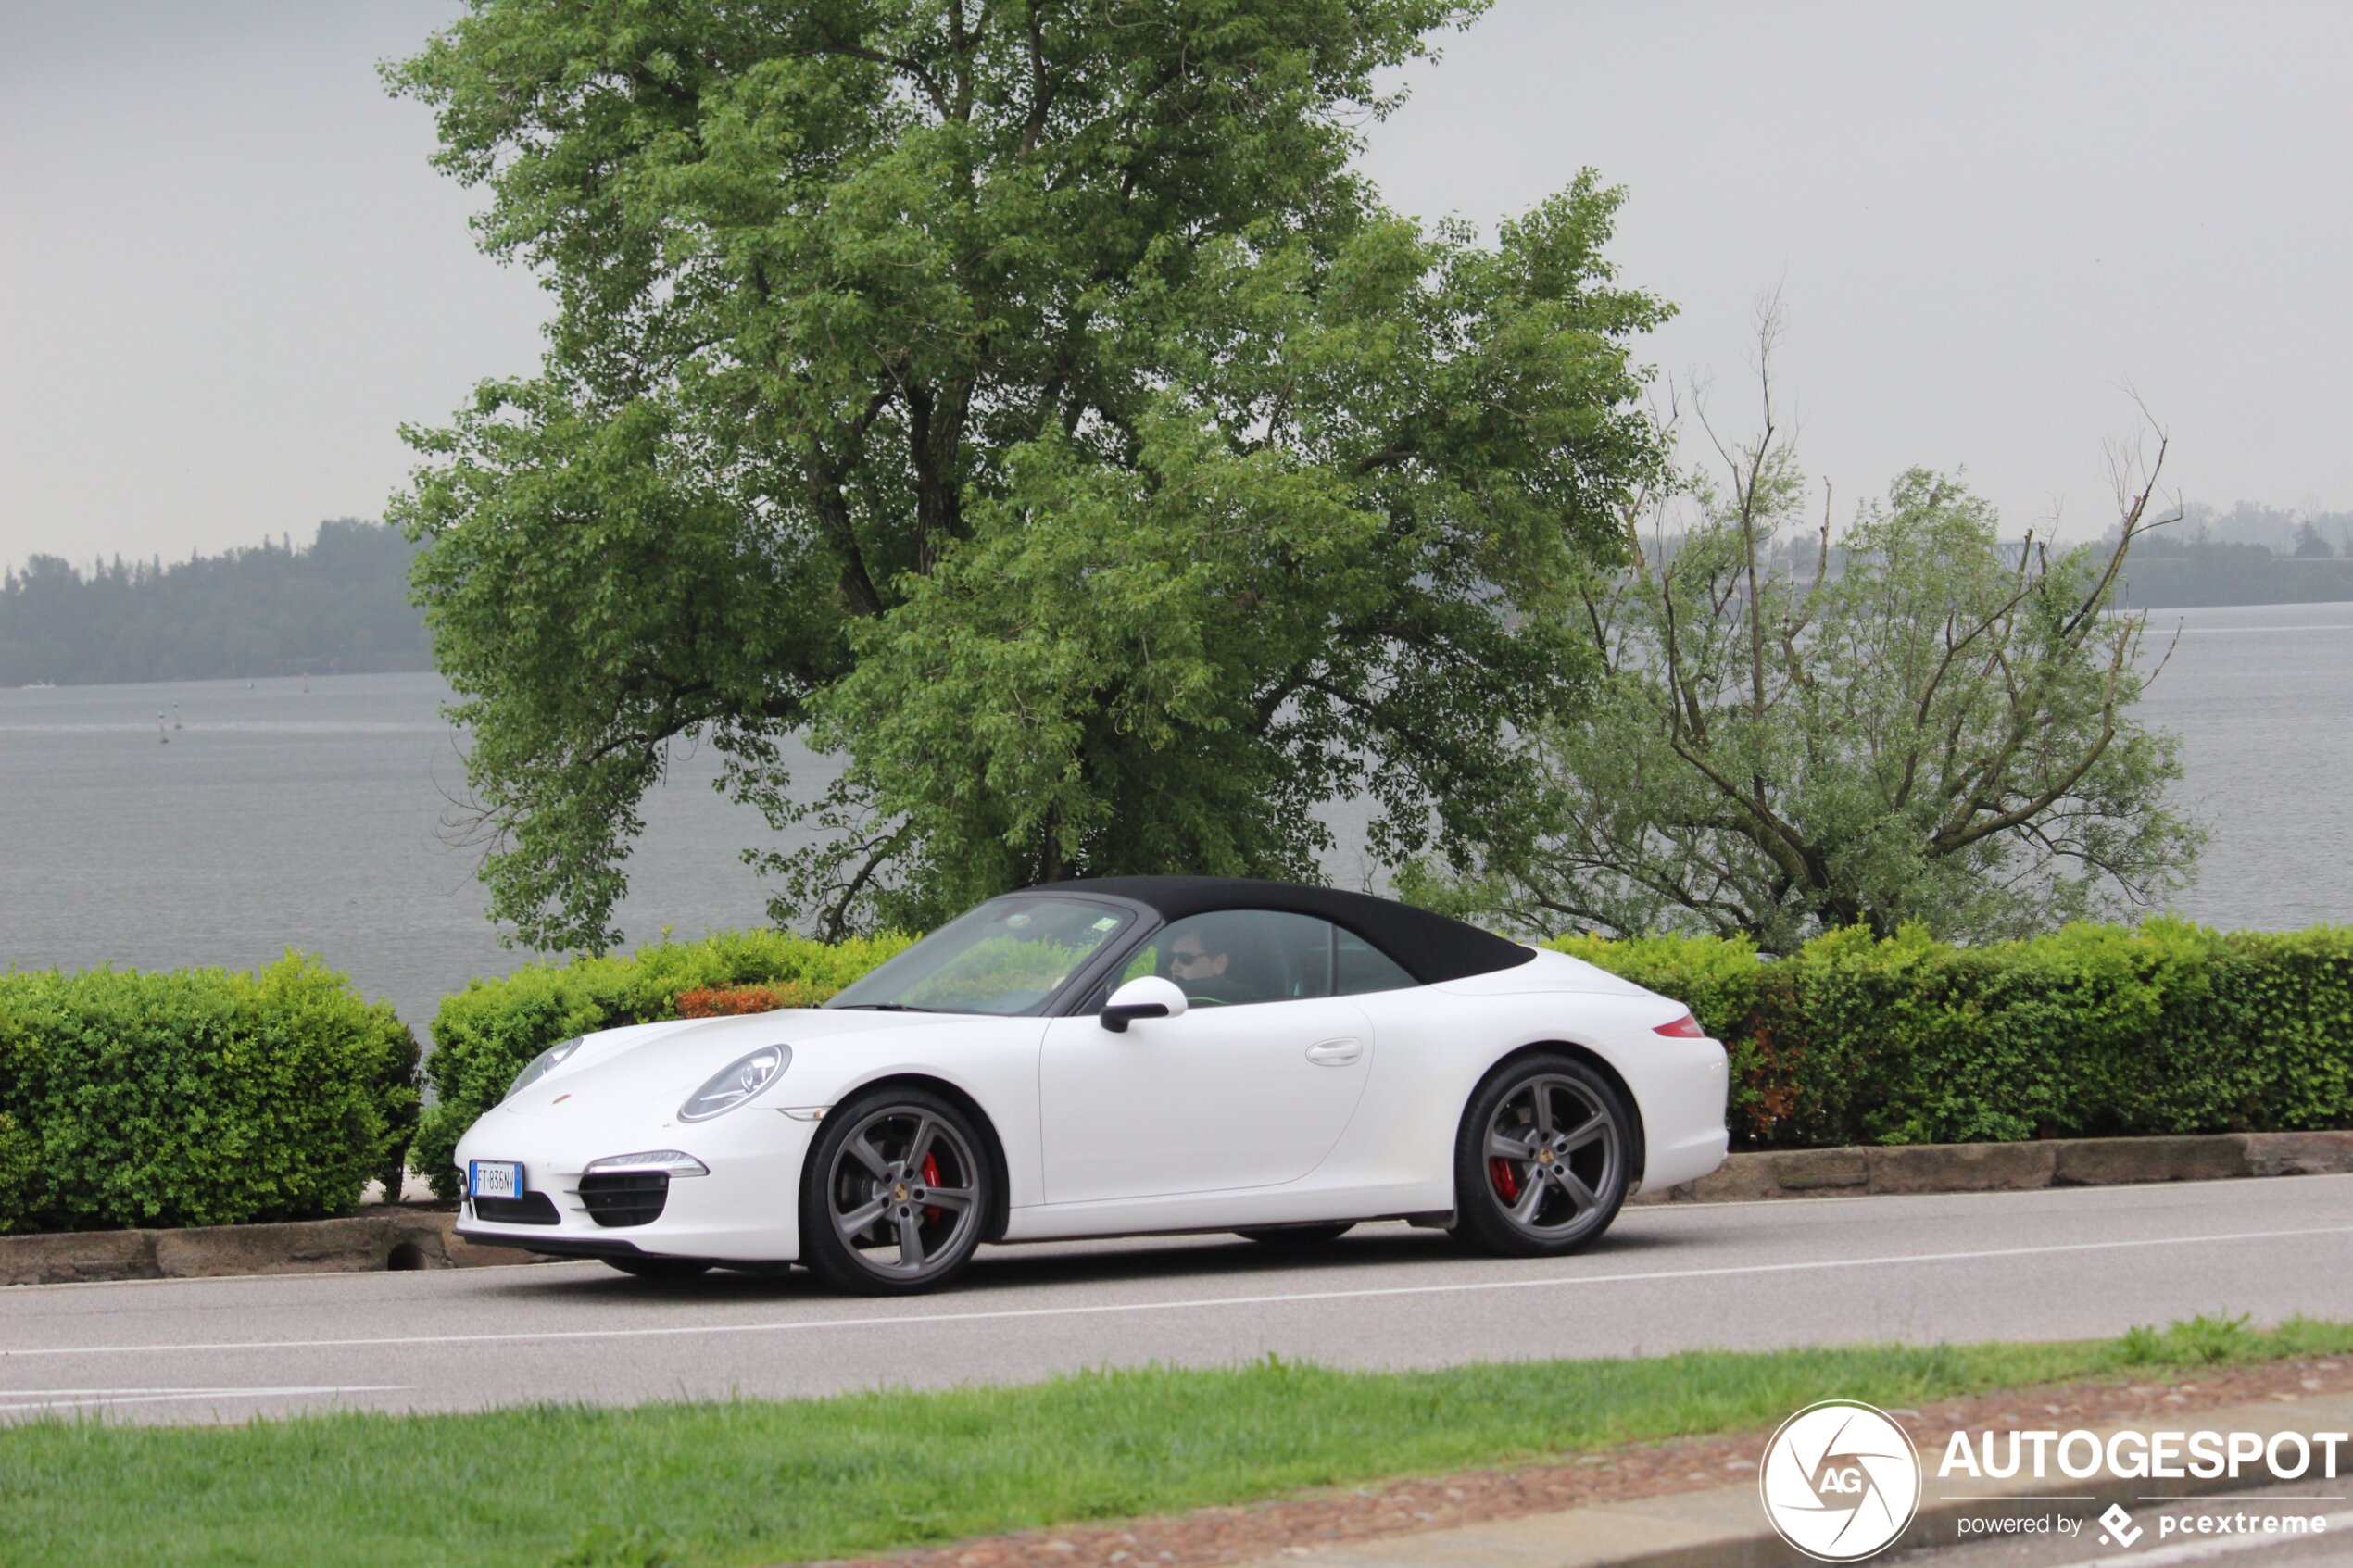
601 1256 714 1279
1236 1223 1357 1246
799 1085 992 1296
1451 1052 1631 1258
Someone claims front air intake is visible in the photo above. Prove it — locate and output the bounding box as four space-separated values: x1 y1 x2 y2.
578 1172 670 1228
470 1191 560 1225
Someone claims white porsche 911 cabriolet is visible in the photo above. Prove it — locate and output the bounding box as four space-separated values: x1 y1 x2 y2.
454 877 1730 1293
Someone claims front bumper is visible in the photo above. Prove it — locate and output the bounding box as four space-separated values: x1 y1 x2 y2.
452 1228 666 1262
453 1100 820 1263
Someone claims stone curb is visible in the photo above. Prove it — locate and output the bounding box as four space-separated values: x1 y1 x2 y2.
0 1209 550 1287
1634 1128 2353 1206
1237 1391 2353 1567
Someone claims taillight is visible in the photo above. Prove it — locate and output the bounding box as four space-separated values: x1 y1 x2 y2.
1654 1013 1707 1038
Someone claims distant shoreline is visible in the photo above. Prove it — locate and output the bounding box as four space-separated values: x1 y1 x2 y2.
1 520 429 689
15 596 2353 692
11 659 434 693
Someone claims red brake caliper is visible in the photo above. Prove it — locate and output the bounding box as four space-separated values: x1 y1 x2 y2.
1490 1156 1521 1201
922 1151 944 1223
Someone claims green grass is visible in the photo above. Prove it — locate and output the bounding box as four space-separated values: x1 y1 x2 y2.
3 1316 2347 1568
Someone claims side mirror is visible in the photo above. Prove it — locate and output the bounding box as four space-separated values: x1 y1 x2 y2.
1101 975 1188 1034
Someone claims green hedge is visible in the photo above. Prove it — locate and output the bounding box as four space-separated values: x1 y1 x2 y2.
413 929 914 1198
11 921 2347 1233
0 956 420 1234
1553 921 2353 1148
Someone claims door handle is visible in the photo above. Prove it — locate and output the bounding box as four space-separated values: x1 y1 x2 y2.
1305 1037 1364 1066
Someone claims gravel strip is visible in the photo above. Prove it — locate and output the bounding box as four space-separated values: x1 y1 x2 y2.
810 1355 2353 1568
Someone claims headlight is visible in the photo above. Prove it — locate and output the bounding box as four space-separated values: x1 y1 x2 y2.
678 1045 791 1123
506 1037 583 1101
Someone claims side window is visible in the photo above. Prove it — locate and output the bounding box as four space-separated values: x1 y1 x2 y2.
1335 926 1416 996
1070 945 1156 1014
1151 910 1337 1007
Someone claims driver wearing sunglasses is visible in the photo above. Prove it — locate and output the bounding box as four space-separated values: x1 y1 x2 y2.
1168 933 1228 985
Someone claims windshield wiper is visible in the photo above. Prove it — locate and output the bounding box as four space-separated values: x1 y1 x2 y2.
829 1002 946 1013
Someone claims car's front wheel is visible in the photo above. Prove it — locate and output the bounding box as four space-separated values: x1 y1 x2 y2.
1452 1053 1630 1257
799 1085 991 1295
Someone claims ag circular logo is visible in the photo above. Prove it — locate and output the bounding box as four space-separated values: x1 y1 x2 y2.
1758 1399 1922 1562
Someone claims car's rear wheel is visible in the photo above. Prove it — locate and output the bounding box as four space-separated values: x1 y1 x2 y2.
1452 1053 1630 1257
601 1256 713 1279
799 1085 990 1295
1235 1223 1356 1246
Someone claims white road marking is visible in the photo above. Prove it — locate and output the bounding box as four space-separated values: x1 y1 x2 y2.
5 1221 2347 1361
2046 1509 2353 1565
0 1384 409 1413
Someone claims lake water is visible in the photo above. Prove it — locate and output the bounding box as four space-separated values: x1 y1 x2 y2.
4 598 2349 1034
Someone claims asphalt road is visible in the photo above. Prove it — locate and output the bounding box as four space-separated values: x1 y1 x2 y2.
6 1175 2352 1426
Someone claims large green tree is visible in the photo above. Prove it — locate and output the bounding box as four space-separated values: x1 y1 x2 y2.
390 0 1666 947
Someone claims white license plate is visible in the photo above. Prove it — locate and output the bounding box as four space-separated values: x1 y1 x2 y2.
469 1160 524 1200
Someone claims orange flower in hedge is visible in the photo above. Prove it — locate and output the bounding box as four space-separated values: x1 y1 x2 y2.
673 982 819 1019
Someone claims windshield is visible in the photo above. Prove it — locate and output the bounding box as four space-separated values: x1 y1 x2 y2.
824 896 1135 1016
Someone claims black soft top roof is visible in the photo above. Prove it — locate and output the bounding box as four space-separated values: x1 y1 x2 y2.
1018 876 1535 985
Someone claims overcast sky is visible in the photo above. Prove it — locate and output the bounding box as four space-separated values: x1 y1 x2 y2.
5 0 2349 571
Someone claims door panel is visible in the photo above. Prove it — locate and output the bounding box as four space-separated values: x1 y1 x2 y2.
1038 997 1375 1203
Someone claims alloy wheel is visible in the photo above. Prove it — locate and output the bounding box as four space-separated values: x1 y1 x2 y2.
822 1102 984 1284
1477 1069 1623 1246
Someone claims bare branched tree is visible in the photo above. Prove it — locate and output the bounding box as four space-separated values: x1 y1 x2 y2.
1425 305 2205 948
